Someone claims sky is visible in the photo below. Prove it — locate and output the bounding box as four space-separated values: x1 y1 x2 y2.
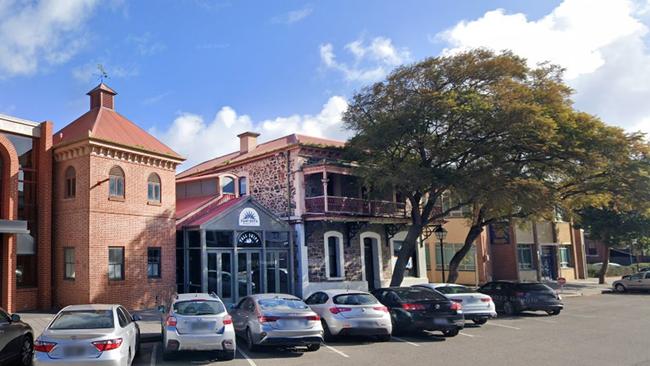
1 0 649 169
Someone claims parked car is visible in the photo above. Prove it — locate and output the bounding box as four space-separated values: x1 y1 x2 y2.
230 294 323 351
413 283 496 325
613 271 650 292
371 287 464 337
161 293 236 361
304 290 391 341
0 307 33 366
478 281 563 316
34 304 140 366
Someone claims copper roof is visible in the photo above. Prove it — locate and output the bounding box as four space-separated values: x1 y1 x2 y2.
177 133 345 179
54 105 182 159
87 82 117 95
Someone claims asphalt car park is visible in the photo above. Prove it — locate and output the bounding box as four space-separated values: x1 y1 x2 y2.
129 293 650 366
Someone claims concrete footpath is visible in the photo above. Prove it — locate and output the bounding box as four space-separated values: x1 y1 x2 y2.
544 277 617 297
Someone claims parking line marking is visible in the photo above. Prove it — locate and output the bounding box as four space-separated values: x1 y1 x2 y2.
563 314 596 319
459 331 476 337
324 344 350 358
237 348 257 366
528 318 556 324
392 336 420 347
486 322 521 330
150 343 157 366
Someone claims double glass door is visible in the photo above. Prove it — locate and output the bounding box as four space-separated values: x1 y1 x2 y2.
207 251 234 303
237 251 262 297
266 251 289 294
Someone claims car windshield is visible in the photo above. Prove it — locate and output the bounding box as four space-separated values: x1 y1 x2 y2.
434 285 476 294
49 310 114 330
174 300 225 316
333 293 378 305
516 283 554 292
394 288 447 301
258 298 309 310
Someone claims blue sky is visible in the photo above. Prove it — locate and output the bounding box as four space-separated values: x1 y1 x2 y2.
1 0 648 168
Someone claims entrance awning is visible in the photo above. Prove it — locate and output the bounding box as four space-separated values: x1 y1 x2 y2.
0 219 29 234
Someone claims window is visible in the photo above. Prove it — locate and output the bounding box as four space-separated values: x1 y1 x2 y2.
239 177 247 196
64 166 76 198
517 245 534 270
435 243 476 271
325 233 344 278
440 191 471 217
109 166 125 198
425 244 432 271
108 247 124 280
64 247 75 280
394 240 419 277
147 173 161 202
147 247 161 278
559 246 572 268
16 233 36 287
116 307 129 328
221 176 235 194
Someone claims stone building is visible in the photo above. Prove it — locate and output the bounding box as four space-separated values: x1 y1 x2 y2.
176 132 427 302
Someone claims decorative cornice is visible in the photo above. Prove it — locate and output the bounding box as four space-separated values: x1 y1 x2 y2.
54 139 181 171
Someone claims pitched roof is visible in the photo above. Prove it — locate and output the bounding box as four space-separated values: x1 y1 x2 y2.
54 106 182 159
179 195 246 228
177 133 345 179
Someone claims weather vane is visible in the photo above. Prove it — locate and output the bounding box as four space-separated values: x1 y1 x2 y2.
96 64 109 83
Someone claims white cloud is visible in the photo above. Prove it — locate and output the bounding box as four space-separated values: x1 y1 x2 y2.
153 96 349 169
272 6 313 24
320 37 410 83
437 0 650 132
127 32 166 56
0 0 100 78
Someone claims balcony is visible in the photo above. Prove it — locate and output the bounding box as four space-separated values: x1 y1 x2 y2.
304 196 407 217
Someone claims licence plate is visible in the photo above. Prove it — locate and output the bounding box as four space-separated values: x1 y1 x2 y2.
433 318 448 325
63 346 86 357
283 319 302 328
360 321 377 327
191 322 211 331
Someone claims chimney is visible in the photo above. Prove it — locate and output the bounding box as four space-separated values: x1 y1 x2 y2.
87 83 117 110
237 132 260 154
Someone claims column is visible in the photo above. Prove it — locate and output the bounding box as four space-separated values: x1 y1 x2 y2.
200 229 207 293
321 171 329 212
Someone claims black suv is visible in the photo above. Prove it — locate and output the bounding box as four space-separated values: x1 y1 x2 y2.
478 281 563 316
0 307 33 366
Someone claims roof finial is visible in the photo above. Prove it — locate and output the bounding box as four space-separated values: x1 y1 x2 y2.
97 64 109 84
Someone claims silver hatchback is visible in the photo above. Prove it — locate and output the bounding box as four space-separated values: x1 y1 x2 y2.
33 304 140 366
230 294 323 351
161 293 236 361
305 290 391 341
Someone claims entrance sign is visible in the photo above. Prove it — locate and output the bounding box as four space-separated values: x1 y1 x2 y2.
239 208 260 226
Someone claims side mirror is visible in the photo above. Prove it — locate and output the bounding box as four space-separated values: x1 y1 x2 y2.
157 305 166 314
10 314 20 322
228 303 236 311
132 314 142 321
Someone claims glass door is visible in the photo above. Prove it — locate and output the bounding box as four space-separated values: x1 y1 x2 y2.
266 251 290 294
237 251 262 298
207 251 234 303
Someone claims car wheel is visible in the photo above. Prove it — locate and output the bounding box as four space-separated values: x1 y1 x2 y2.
442 329 459 337
503 301 517 316
321 320 334 341
246 328 259 352
615 284 626 293
306 344 321 352
19 335 33 366
376 334 391 342
473 318 488 325
217 350 236 360
547 309 561 316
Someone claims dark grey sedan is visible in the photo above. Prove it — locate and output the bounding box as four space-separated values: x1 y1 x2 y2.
0 307 33 366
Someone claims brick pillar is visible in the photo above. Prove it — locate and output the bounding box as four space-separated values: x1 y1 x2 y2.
1 234 17 312
0 134 20 313
37 121 53 309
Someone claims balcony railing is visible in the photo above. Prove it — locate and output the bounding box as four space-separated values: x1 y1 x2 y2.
304 196 407 217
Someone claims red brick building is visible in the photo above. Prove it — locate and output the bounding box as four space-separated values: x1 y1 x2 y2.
0 84 184 312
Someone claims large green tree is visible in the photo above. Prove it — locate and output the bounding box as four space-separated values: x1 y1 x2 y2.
344 49 590 286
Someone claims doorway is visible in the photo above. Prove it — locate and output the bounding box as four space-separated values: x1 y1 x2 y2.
266 251 290 294
207 251 234 303
363 238 377 291
541 246 557 280
237 251 262 298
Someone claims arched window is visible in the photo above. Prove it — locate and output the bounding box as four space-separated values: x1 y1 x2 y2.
239 177 247 196
64 166 76 199
324 231 344 279
147 173 161 202
109 166 125 198
221 176 235 195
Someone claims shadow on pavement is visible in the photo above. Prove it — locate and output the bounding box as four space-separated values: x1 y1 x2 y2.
235 339 306 360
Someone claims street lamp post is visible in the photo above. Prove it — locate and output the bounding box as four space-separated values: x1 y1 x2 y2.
434 225 448 283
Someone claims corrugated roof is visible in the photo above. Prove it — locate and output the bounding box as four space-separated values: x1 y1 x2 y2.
179 195 245 228
177 133 345 179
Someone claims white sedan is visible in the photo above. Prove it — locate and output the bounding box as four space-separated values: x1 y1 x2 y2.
413 283 496 325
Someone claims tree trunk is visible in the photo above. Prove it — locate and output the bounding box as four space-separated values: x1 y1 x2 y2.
598 247 610 285
390 224 423 286
447 225 484 283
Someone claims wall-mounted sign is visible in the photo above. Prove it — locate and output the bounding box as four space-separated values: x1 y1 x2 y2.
489 222 511 245
239 208 260 227
238 231 262 247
